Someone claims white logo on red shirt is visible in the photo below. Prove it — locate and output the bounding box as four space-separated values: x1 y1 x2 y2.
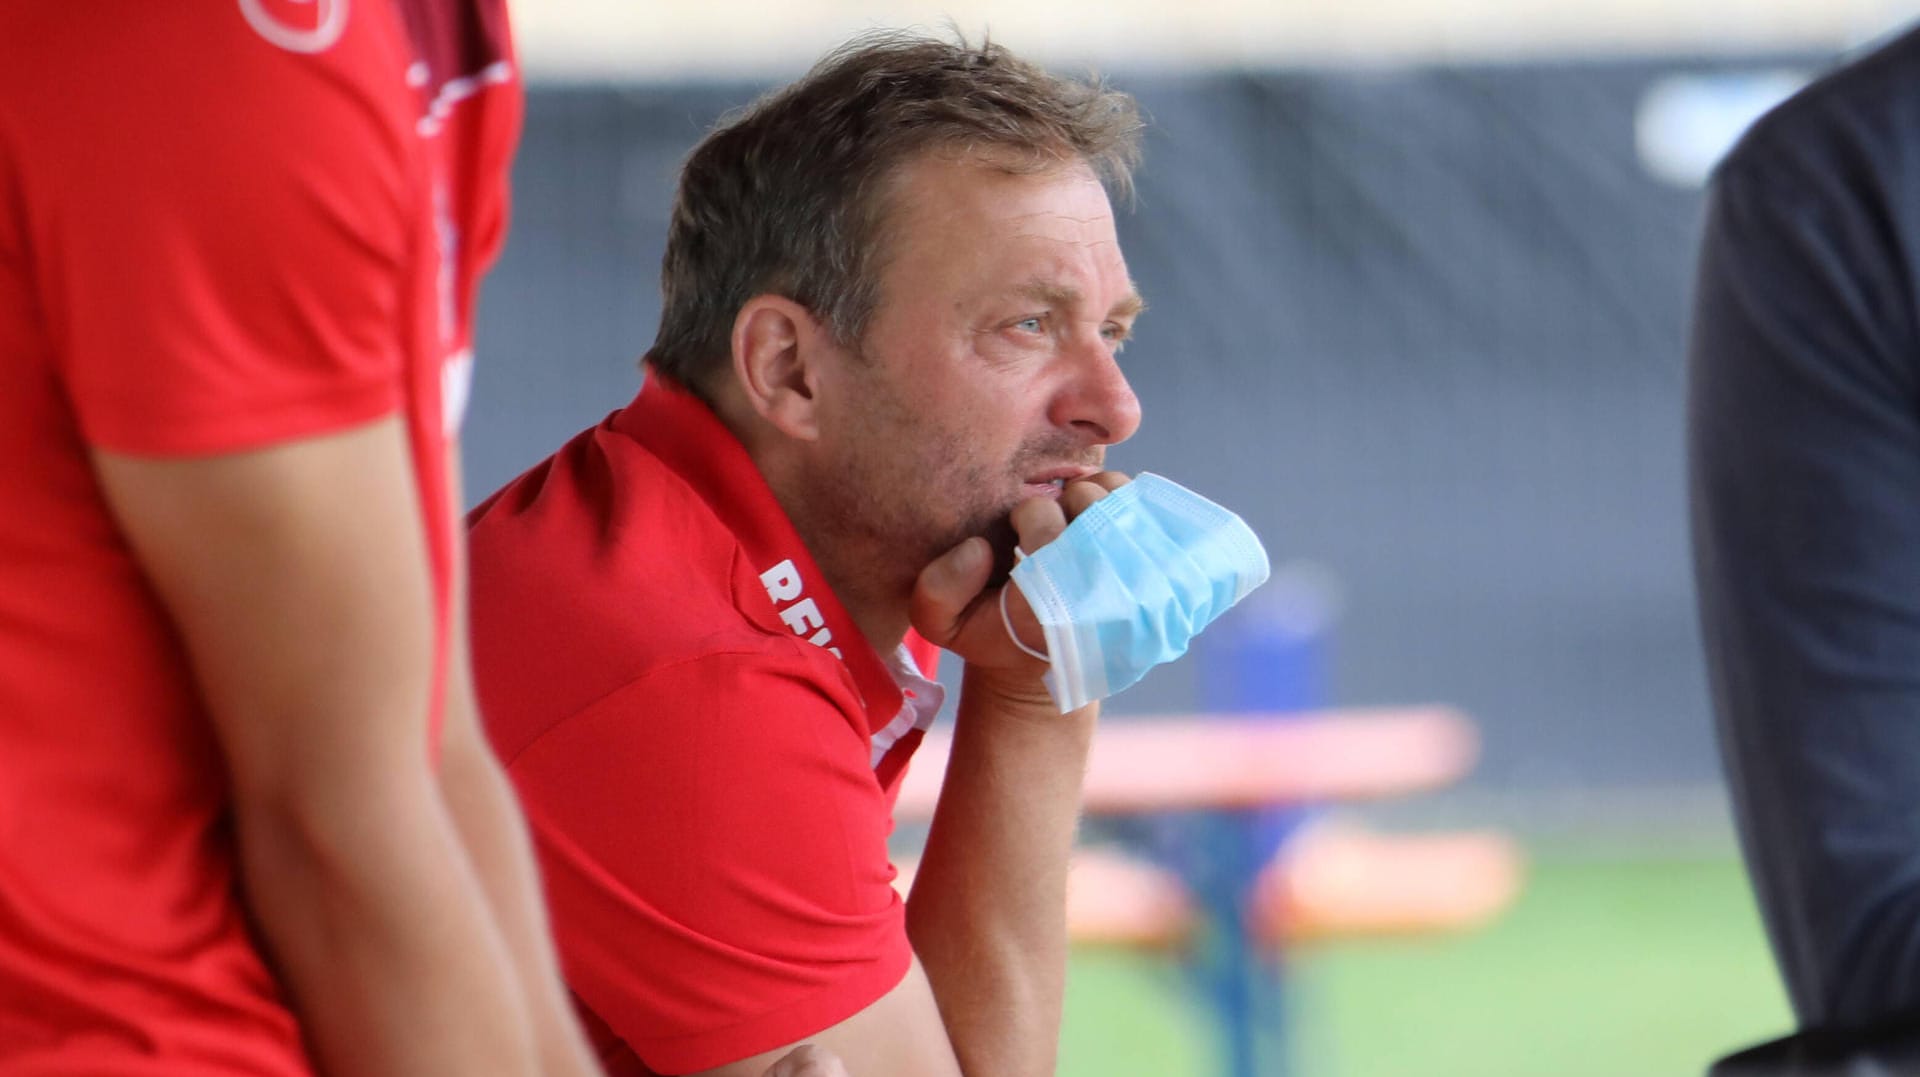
760 560 844 659
238 0 347 54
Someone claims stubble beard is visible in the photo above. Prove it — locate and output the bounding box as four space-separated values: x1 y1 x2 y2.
813 348 1099 598
834 428 1009 589
832 431 1099 593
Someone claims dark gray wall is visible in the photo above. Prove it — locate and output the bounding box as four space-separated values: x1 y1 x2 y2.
467 57 1829 800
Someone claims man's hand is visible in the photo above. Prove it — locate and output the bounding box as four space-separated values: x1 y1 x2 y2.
902 473 1125 1074
762 1044 850 1077
909 471 1130 680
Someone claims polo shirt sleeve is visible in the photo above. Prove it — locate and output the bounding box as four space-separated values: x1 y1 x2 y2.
507 647 913 1073
24 5 412 456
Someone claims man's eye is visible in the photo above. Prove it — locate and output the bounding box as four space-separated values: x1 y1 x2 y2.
1013 316 1045 334
1102 323 1132 350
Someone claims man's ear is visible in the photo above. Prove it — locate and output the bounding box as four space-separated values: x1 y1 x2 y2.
730 295 829 441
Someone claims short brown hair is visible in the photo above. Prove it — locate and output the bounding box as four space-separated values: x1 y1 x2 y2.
645 30 1143 400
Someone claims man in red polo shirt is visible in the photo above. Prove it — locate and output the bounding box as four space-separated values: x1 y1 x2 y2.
469 32 1149 1076
0 4 608 1073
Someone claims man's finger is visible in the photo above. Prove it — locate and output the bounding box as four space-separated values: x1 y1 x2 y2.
1059 476 1119 518
909 535 994 648
1009 494 1068 553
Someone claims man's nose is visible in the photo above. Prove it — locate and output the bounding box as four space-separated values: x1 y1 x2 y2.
1049 333 1142 445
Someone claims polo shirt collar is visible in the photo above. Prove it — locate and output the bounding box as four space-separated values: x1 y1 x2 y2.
614 373 909 725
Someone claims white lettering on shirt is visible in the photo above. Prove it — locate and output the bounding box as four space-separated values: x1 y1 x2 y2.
779 598 824 636
760 560 803 603
759 559 843 658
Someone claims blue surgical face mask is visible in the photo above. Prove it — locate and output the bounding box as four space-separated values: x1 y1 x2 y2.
1003 473 1270 713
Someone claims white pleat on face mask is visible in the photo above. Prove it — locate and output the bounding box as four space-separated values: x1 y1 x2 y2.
1004 473 1271 713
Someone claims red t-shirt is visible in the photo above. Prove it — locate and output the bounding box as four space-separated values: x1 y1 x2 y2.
0 2 518 1071
469 376 945 1074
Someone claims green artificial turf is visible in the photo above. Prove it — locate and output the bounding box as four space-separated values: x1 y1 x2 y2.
1058 854 1793 1077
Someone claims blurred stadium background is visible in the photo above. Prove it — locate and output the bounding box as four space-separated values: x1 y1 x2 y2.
471 2 1920 1072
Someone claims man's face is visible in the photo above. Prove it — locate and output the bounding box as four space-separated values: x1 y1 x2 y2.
804 151 1144 587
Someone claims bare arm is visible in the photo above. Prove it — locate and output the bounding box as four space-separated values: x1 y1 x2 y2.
898 479 1115 1076
438 679 602 1076
94 417 539 1076
899 673 1091 1076
438 447 603 1076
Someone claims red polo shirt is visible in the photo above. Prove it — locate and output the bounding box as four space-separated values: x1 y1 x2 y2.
0 3 518 1070
469 376 943 1074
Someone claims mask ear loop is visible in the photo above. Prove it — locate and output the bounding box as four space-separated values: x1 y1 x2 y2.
1000 548 1051 661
